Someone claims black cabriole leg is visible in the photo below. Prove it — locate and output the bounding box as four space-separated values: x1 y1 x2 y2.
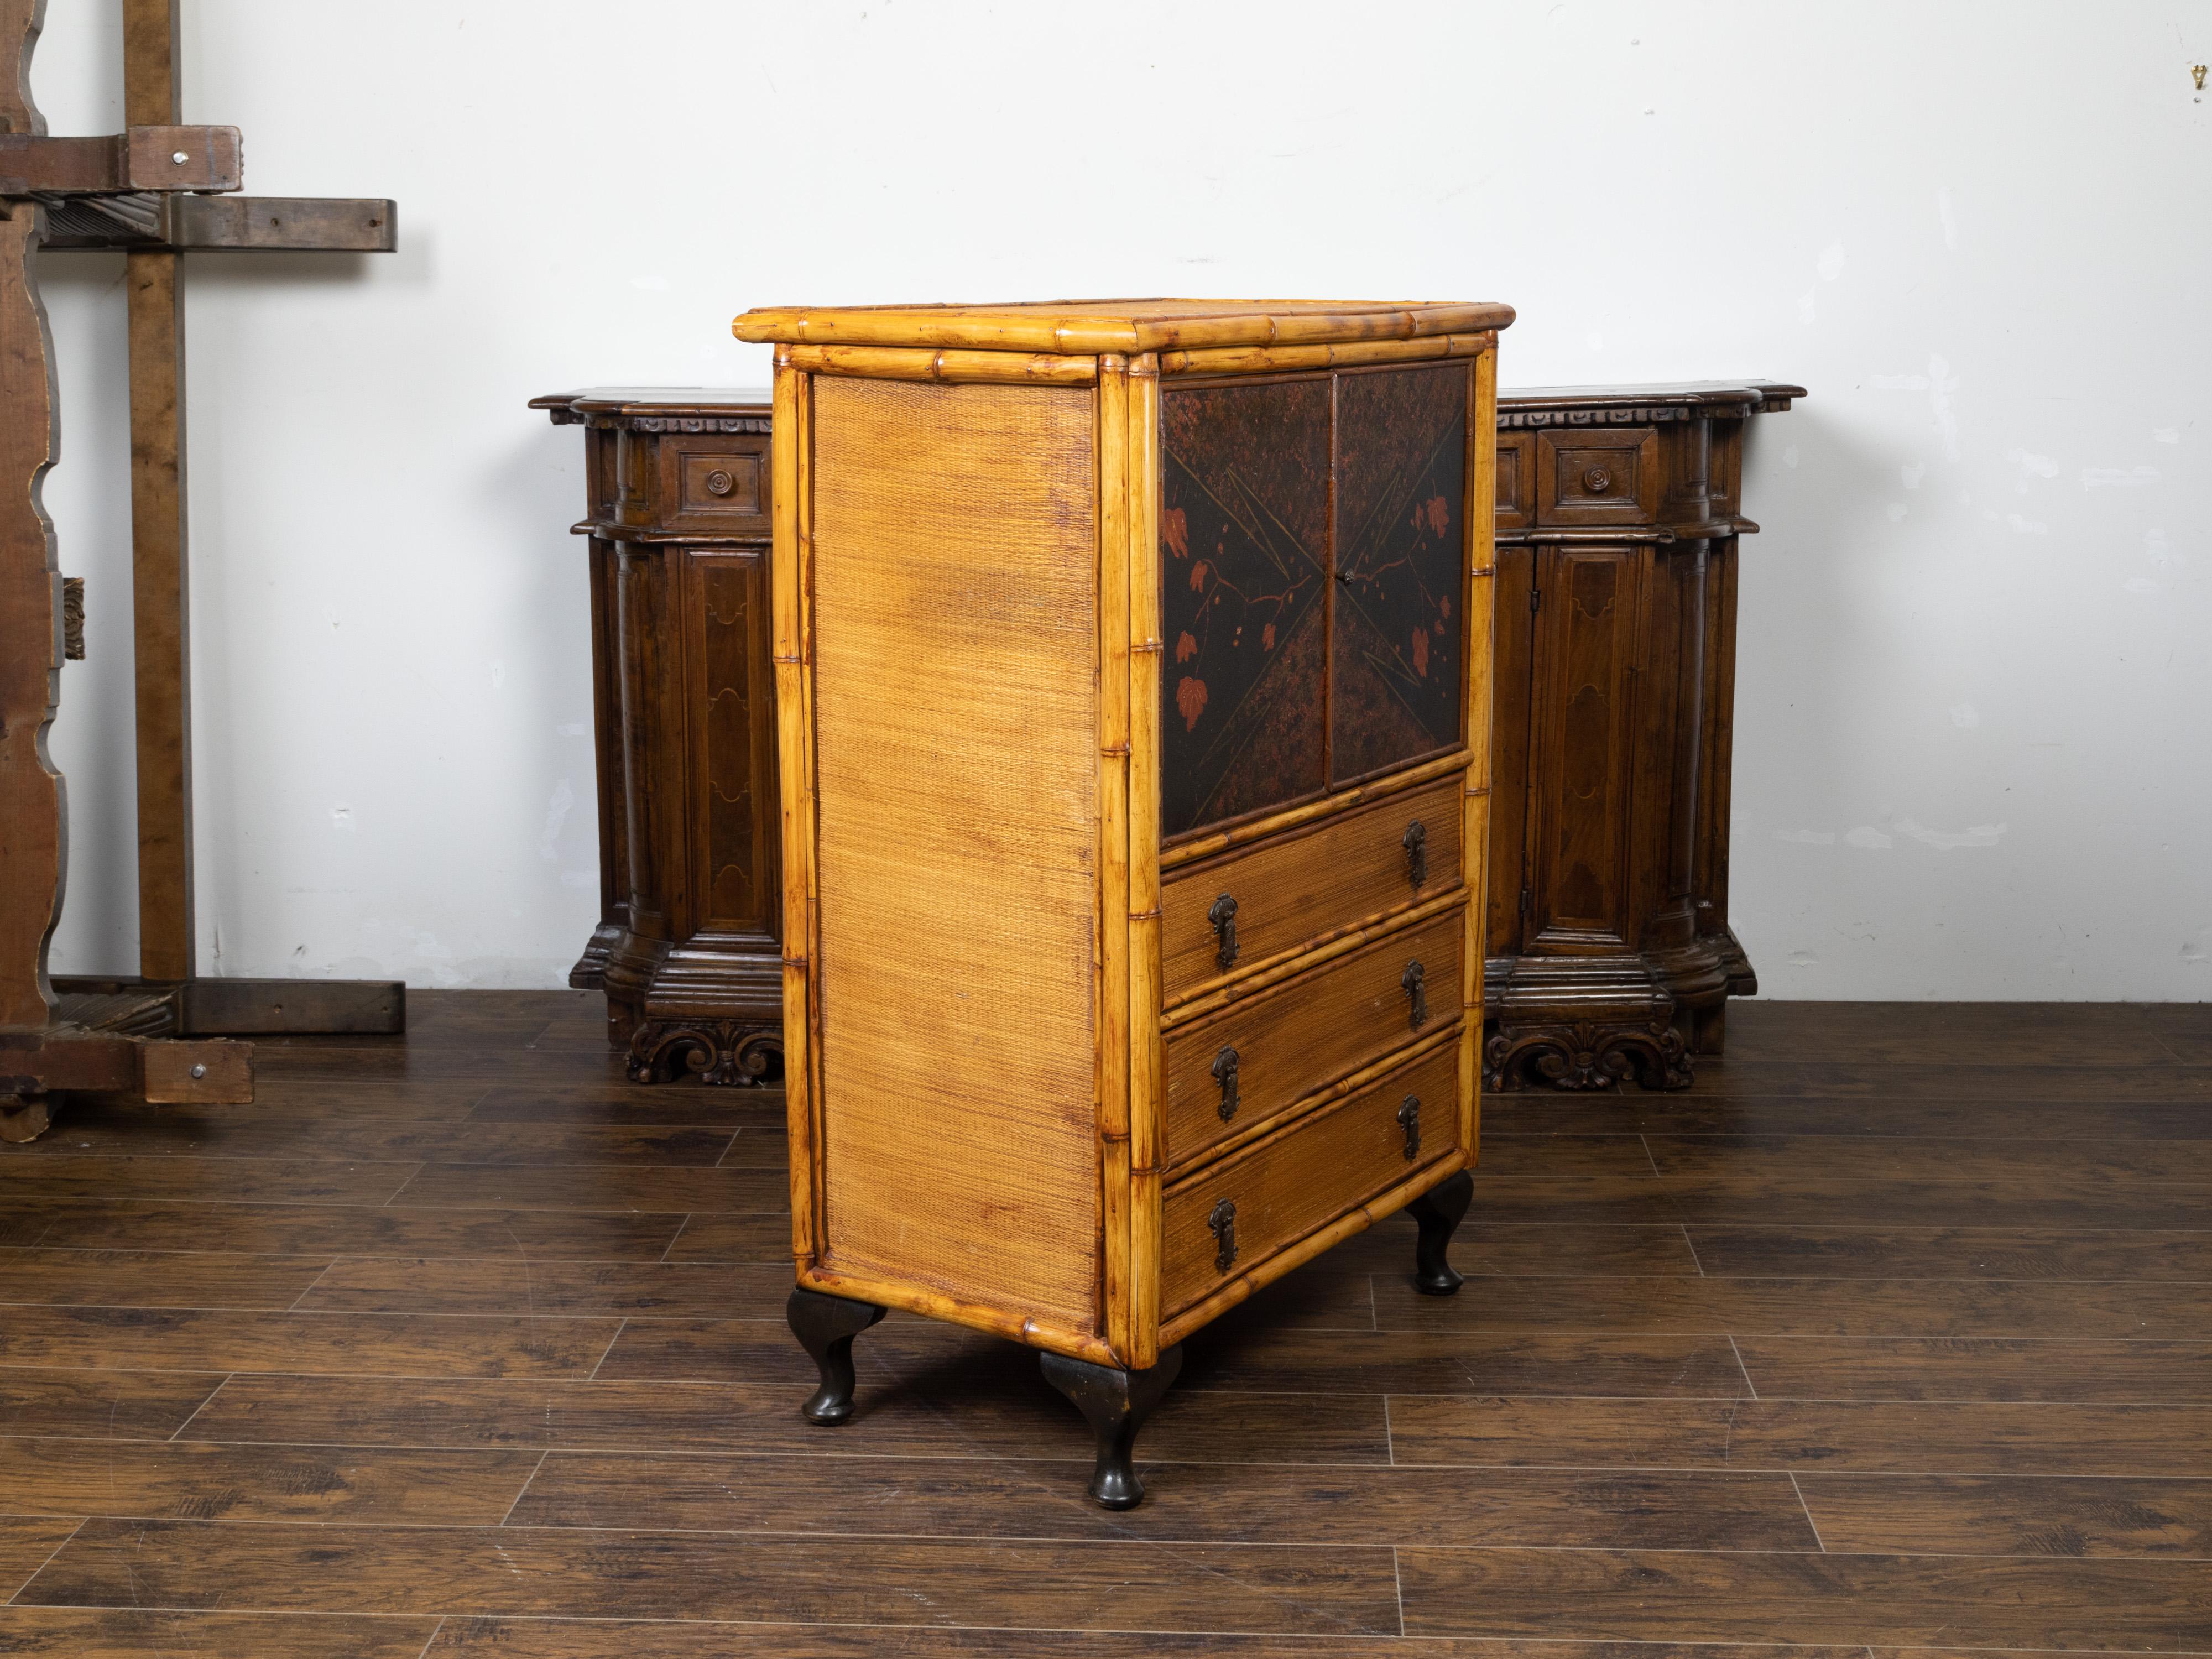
786 1286 886 1425
1407 1168 1474 1295
1040 1344 1183 1510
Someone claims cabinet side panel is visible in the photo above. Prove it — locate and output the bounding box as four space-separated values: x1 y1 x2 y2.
810 377 1102 1332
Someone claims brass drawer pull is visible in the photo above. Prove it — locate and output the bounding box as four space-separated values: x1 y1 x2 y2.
1402 819 1427 889
1208 1199 1238 1272
1397 1094 1421 1161
1208 893 1239 971
1402 959 1427 1030
1212 1045 1240 1122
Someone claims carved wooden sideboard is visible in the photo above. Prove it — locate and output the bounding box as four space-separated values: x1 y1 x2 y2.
1484 382 1802 1090
533 389 782 1084
542 377 1798 1098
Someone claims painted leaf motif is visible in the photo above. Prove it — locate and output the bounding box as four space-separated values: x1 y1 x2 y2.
1411 624 1430 678
1189 560 1209 593
1176 676 1209 732
1262 622 1276 650
1425 495 1451 538
1175 630 1198 664
1163 505 1189 559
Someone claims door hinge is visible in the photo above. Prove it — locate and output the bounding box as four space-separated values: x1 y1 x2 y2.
1529 586 1541 614
1519 886 1531 916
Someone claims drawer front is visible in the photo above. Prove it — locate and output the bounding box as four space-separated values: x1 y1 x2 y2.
1163 906 1463 1168
664 436 771 532
1536 427 1658 525
1162 1040 1459 1317
1161 775 1462 1003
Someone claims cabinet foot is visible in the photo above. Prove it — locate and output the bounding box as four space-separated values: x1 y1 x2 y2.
1406 1168 1474 1295
1040 1345 1183 1510
1 1094 51 1144
786 1286 886 1425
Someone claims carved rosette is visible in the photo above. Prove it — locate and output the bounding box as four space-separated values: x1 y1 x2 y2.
627 1020 782 1087
1485 1020 1691 1092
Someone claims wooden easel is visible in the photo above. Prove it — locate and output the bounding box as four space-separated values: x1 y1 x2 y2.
2 0 403 1142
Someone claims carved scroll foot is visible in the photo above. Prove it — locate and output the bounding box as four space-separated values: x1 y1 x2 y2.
1485 1020 1693 1092
1406 1168 1474 1295
0 1094 51 1144
787 1286 886 1426
627 1020 781 1086
1040 1344 1184 1510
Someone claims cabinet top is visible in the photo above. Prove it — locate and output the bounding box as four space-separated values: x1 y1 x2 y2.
732 298 1515 354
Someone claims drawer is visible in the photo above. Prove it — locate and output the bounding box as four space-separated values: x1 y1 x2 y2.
1161 776 1461 1003
1162 1039 1459 1318
1163 905 1463 1168
1535 426 1658 525
661 435 771 531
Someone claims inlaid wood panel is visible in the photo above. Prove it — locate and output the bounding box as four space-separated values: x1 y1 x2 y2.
1158 376 1331 837
684 550 775 934
809 377 1100 1331
1530 545 1640 945
1329 362 1469 784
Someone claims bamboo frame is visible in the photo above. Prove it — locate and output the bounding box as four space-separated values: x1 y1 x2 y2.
1094 357 1135 1361
1124 353 1165 1370
735 301 1516 356
1160 888 1469 1031
1159 750 1469 870
1159 330 1495 378
779 342 1099 387
1460 348 1499 1161
770 359 820 1266
753 306 1504 1376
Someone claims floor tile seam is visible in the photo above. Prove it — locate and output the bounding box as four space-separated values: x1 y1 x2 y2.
496 1452 553 1526
1787 1471 1826 1551
414 1613 447 1659
0 1303 641 1322
1 1516 84 1605
160 1372 233 1442
285 1262 342 1311
14 1440 2212 1478
30 1519 2200 1562
586 1322 626 1381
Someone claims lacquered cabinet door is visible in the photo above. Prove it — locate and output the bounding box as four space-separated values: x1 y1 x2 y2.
1159 377 1331 839
1329 363 1468 785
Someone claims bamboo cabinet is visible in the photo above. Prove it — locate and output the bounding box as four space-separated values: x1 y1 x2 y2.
734 300 1512 1507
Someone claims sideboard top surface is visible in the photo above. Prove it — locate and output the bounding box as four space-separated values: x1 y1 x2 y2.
734 298 1516 354
531 387 771 422
1500 380 1806 415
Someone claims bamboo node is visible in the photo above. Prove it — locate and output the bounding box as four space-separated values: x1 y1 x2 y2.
781 954 809 968
1101 741 1130 757
1131 638 1165 655
1128 907 1161 921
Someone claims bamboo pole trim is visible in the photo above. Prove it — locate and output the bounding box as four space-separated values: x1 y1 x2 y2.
1160 331 1499 376
797 1264 1119 1365
780 342 1101 386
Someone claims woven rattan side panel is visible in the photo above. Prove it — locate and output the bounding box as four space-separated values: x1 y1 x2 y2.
810 377 1102 1332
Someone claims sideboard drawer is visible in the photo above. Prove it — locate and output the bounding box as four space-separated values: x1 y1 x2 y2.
1535 426 1658 525
1160 776 1462 1004
662 435 771 533
1162 1040 1459 1317
1162 905 1463 1168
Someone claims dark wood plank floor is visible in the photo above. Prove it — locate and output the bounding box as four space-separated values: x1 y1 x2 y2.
2 993 2208 1656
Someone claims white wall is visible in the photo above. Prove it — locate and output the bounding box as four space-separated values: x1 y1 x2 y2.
32 1 2212 999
